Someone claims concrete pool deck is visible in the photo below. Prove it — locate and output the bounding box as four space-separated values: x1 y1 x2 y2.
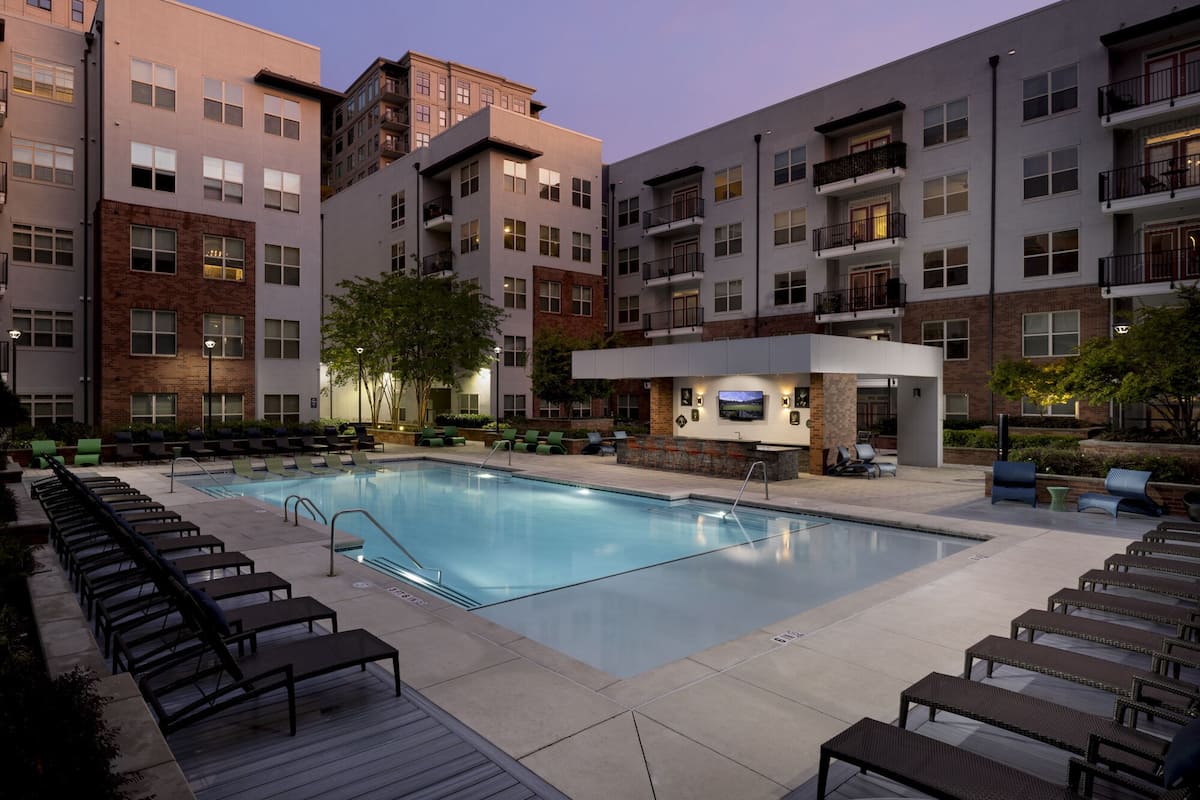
31 444 1166 799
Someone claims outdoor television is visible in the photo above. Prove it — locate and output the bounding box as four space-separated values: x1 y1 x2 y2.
717 390 765 421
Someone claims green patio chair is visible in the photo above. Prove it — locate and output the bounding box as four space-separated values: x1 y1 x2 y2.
512 430 541 453
30 440 65 469
350 452 388 471
417 427 444 447
536 431 566 455
323 453 353 472
264 455 304 479
231 457 269 481
441 425 466 446
499 428 518 449
293 455 329 475
73 438 103 467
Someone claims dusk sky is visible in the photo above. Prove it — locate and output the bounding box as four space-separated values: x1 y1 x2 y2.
189 0 1053 162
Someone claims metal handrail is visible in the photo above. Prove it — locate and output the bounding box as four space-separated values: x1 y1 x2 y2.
1098 61 1200 119
723 460 768 520
812 211 906 252
168 455 227 494
643 197 704 229
643 307 703 332
1099 247 1200 290
284 495 327 526
328 507 440 583
813 142 907 188
642 253 704 281
479 439 512 469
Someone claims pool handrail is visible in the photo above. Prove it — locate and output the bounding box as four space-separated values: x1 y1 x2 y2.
479 439 513 469
284 494 327 526
328 507 442 584
723 460 768 520
168 455 231 495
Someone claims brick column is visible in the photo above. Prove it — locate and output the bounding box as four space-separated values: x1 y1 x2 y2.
807 372 857 474
649 378 674 436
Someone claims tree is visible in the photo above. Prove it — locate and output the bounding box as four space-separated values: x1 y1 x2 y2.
1066 286 1200 441
529 328 611 408
987 358 1074 414
321 272 505 425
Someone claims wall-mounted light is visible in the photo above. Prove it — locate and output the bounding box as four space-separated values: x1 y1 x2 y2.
912 387 922 399
781 395 791 408
695 394 703 406
1113 324 1130 335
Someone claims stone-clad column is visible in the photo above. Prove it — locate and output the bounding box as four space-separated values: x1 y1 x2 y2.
807 372 857 474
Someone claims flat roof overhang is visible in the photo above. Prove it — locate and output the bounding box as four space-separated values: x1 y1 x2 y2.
644 164 704 187
814 101 906 135
420 137 543 177
572 333 942 381
1101 6 1200 47
254 69 344 105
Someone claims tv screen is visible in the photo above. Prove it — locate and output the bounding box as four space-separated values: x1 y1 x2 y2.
717 390 764 421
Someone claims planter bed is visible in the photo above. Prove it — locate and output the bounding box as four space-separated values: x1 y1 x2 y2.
984 470 1196 516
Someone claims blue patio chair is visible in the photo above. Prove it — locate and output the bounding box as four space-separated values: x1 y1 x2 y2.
1077 468 1163 518
854 443 895 477
991 461 1036 507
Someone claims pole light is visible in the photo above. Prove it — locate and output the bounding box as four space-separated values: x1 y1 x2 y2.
493 345 502 430
7 329 21 394
204 339 216 436
355 346 364 425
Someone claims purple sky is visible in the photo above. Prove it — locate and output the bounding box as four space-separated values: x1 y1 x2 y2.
190 0 1052 162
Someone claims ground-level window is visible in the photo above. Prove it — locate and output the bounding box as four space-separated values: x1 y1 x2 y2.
503 394 525 418
617 394 639 418
131 393 176 425
538 400 562 418
20 394 73 426
202 393 244 422
922 319 969 360
458 394 479 414
944 393 969 420
1020 397 1077 417
1022 310 1078 357
263 394 300 424
571 400 592 418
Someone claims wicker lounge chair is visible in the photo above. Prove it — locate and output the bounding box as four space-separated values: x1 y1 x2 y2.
1078 468 1163 518
299 428 330 455
440 425 466 446
322 453 353 472
232 457 270 481
1047 587 1200 635
145 430 170 462
1146 528 1200 546
185 429 214 459
244 427 274 456
1159 520 1200 534
73 438 103 467
1126 541 1200 559
1010 608 1176 657
536 431 566 455
1078 568 1200 603
1104 553 1200 581
991 460 1036 507
350 452 387 471
216 428 245 457
854 443 896 477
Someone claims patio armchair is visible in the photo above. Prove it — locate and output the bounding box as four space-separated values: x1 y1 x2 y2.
511 430 541 453
30 439 65 469
322 426 352 453
440 425 466 446
145 430 170 462
1078 468 1163 518
536 431 567 455
272 429 298 455
991 460 1037 507
417 427 444 447
216 428 245 457
73 438 103 467
244 427 275 456
352 423 382 452
185 429 214 460
112 431 141 465
299 428 330 455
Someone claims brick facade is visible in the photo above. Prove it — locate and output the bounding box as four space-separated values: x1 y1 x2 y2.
648 378 673 435
97 200 257 427
808 372 857 474
530 265 607 417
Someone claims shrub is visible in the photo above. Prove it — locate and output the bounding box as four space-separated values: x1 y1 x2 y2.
1009 415 1094 429
943 418 989 431
1011 446 1200 483
945 430 1079 450
434 413 493 428
0 486 17 524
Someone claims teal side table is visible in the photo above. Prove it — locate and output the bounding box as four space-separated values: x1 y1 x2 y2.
1047 485 1069 512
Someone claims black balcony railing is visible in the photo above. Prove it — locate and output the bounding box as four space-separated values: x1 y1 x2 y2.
0 252 8 293
380 78 406 100
1098 62 1200 118
1099 156 1199 204
813 142 907 188
642 253 704 281
381 135 405 156
815 279 906 315
421 250 453 276
643 197 704 229
1099 247 1200 289
423 195 452 221
643 307 703 332
380 108 408 128
0 71 8 116
812 211 906 252
0 162 7 203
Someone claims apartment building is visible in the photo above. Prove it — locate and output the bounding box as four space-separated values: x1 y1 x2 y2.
606 0 1195 430
322 52 541 196
1 0 329 429
322 105 603 423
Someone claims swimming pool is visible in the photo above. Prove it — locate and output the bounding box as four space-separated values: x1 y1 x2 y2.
196 462 973 676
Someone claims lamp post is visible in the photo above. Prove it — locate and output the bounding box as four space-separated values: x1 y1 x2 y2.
7 329 21 394
355 346 364 425
204 339 216 436
493 345 502 430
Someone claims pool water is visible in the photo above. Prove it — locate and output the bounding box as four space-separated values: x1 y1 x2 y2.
197 462 973 676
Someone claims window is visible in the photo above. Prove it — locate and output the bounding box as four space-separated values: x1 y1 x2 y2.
503 277 526 309
773 270 807 306
572 285 593 316
572 232 592 262
130 309 176 355
923 246 969 289
12 53 74 103
264 319 300 359
461 161 480 196
503 335 527 367
438 109 447 128
415 104 430 124
203 314 244 358
538 281 561 313
714 223 743 257
203 78 243 126
263 94 301 139
617 394 639 418
539 225 560 257
131 393 176 425
131 142 176 192
390 241 405 272
263 394 300 425
617 197 640 227
415 71 430 95
264 168 300 212
71 0 83 21
456 80 470 105
13 224 73 267
774 147 807 185
131 58 175 110
513 99 526 115
202 393 243 422
11 138 74 185
1023 147 1077 199
923 172 969 217
538 400 562 419
714 280 742 313
1023 65 1077 121
503 394 526 418
1021 397 1078 417
1023 229 1079 277
480 87 495 106
923 98 968 146
945 394 969 420
202 236 245 281
538 168 561 201
21 394 74 426
26 0 51 9
618 295 640 325
415 132 430 148
1023 310 1079 357
12 308 73 348
438 76 447 101
773 209 806 245
714 166 743 201
503 219 526 251
617 246 639 276
390 192 405 228
202 156 243 203
570 401 592 419
922 319 969 360
494 160 524 195
264 244 300 285
572 177 592 208
131 226 176 274
458 393 480 414
460 220 480 254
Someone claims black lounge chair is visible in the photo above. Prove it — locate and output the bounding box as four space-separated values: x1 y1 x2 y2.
1158 520 1200 534
1078 568 1200 603
1078 468 1163 518
113 431 141 464
1048 587 1200 635
145 430 170 462
581 431 615 456
244 427 275 456
991 460 1036 507
323 426 352 453
299 428 330 455
826 445 873 478
352 423 382 452
1147 527 1200 546
854 443 896 477
185 429 214 459
216 428 245 456
1104 553 1200 581
272 428 297 455
1011 608 1176 658
1127 540 1200 559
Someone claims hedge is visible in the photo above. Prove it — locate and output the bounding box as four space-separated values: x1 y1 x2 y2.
944 430 1079 450
1009 446 1200 483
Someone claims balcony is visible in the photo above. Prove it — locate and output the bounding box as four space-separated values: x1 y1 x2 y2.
1098 157 1200 214
1098 63 1200 128
812 212 906 259
1099 247 1200 298
423 195 452 231
0 162 7 207
381 135 405 158
643 307 703 339
643 198 704 237
0 252 8 297
380 78 406 103
814 280 906 324
420 250 453 277
0 71 7 126
643 253 704 287
813 142 907 196
380 107 408 132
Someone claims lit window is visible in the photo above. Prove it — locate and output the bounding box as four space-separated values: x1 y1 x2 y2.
459 393 480 413
773 209 806 245
503 277 526 309
714 166 743 201
460 220 480 254
503 219 526 251
202 235 245 281
12 53 74 103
